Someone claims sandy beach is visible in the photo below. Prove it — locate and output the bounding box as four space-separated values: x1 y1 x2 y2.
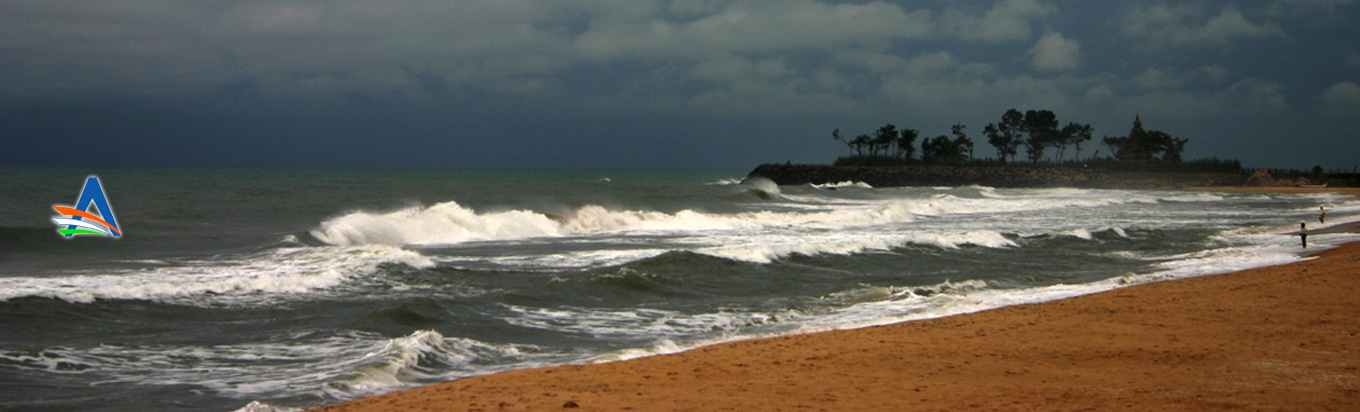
315 188 1360 412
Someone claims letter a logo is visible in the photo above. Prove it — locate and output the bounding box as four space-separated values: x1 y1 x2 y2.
51 176 123 238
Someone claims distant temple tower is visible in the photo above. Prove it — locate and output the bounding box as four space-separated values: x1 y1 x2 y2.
1116 115 1154 163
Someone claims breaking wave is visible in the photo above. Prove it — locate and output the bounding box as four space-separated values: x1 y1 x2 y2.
695 230 1016 264
308 190 1160 249
0 246 434 305
319 330 530 399
4 329 537 405
811 180 873 189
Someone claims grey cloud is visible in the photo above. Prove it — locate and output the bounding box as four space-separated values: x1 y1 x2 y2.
3 0 1357 170
1130 66 1231 90
1030 32 1080 71
1274 0 1356 11
1132 67 1183 90
1 0 1057 107
1320 81 1360 115
938 0 1055 43
1119 5 1285 48
1120 78 1286 120
572 0 934 59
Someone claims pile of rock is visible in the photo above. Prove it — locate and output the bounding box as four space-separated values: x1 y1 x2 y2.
1245 169 1316 187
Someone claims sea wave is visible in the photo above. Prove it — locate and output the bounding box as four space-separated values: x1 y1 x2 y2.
306 187 1207 267
3 329 537 405
695 230 1016 264
319 330 530 399
308 190 1161 249
229 401 301 412
811 180 873 189
703 177 745 186
0 246 434 305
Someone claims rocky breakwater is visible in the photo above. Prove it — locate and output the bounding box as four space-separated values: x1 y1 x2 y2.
747 163 1243 189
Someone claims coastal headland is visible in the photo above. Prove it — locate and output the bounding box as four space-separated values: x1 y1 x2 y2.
747 163 1245 188
314 188 1360 412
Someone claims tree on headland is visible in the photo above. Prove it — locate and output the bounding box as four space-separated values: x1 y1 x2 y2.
923 123 974 164
833 124 918 161
830 113 1209 170
832 129 857 155
951 123 974 160
852 134 872 156
872 124 898 157
1022 110 1059 164
921 134 972 164
1060 122 1094 162
1099 135 1122 162
983 109 1088 163
895 126 919 160
1146 130 1188 163
984 109 1025 163
832 128 875 157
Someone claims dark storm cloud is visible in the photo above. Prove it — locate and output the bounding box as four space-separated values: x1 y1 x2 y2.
2 0 1358 169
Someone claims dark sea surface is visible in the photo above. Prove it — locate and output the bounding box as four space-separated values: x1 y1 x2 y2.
2 168 1357 412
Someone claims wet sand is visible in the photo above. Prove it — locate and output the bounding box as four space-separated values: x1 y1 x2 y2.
316 189 1360 412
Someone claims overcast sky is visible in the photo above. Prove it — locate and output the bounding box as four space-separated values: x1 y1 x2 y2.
3 0 1358 170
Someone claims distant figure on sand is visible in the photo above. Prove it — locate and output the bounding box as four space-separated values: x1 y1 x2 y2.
1320 206 1326 224
1300 222 1308 249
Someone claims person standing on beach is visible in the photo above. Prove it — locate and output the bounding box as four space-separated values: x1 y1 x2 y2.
1320 206 1326 224
1300 222 1308 248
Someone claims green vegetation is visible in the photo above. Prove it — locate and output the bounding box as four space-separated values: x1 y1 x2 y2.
829 110 1358 186
834 108 1196 171
920 123 974 164
832 124 918 159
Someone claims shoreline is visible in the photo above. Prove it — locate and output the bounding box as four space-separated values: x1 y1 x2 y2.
746 163 1246 188
313 189 1360 412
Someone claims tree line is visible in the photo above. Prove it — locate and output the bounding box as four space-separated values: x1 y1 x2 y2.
833 123 974 164
832 108 1187 165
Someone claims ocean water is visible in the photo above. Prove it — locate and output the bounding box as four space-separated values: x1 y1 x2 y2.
2 168 1358 412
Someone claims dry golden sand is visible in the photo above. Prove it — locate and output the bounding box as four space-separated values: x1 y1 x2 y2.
316 188 1360 412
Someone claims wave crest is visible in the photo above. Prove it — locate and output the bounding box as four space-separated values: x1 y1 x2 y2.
0 246 433 305
322 330 523 398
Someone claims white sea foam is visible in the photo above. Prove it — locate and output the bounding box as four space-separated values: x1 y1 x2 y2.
1109 226 1130 238
311 203 563 246
703 177 745 186
502 305 761 339
438 249 671 271
229 401 302 412
3 329 542 406
798 230 1353 333
1053 228 1094 240
310 201 917 248
319 330 529 399
698 230 1018 263
738 176 781 193
811 180 873 189
306 186 1232 266
0 246 434 305
1158 193 1226 202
